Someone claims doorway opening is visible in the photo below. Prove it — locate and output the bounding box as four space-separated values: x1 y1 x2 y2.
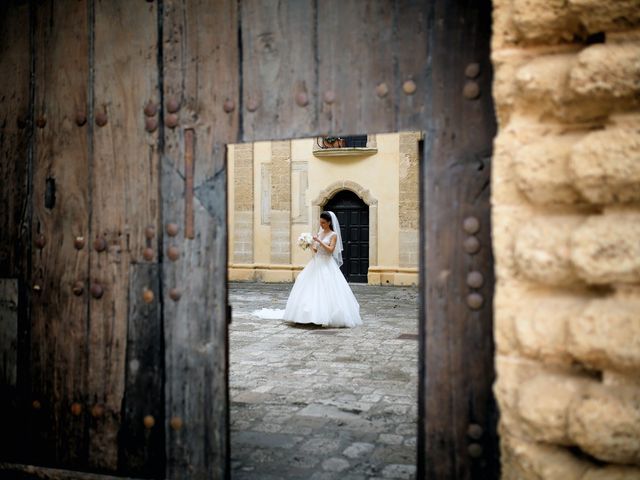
324 190 369 283
227 131 421 478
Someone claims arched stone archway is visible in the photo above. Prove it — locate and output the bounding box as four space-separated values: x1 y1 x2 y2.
311 181 378 268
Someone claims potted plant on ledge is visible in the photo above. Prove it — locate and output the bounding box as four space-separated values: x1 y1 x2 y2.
322 136 346 148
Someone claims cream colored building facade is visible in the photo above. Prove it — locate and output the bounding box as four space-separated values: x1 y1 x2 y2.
492 1 640 478
227 132 421 285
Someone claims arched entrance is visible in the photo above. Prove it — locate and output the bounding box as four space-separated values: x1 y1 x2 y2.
312 180 378 283
325 190 369 283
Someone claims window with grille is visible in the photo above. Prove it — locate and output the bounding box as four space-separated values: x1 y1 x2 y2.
342 135 368 147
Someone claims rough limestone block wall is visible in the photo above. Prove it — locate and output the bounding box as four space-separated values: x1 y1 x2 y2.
270 140 291 265
491 1 640 478
399 131 420 268
233 142 254 263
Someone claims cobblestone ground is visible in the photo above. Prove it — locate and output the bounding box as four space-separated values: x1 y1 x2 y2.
229 282 419 480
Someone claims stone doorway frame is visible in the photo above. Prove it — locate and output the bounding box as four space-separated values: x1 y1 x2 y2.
311 181 378 268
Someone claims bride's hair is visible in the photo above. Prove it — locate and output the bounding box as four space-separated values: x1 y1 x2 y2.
320 211 334 231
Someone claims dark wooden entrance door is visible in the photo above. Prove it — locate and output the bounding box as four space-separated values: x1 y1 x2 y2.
0 1 232 479
325 190 369 283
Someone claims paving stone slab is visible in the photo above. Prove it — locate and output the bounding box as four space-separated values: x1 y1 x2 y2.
343 442 376 459
233 431 301 449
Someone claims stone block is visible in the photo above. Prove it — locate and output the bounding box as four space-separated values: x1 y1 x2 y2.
399 230 418 268
234 143 254 211
368 271 381 285
393 272 418 286
515 54 574 111
570 211 640 284
514 215 583 286
495 0 640 46
503 210 640 287
512 0 577 43
568 386 640 465
513 297 584 364
568 297 640 373
492 205 530 282
255 269 293 283
514 51 631 121
270 210 291 265
514 135 583 205
569 126 640 204
501 370 640 471
569 0 640 34
494 355 557 439
380 272 395 285
494 287 519 355
270 141 291 212
233 211 253 263
516 373 589 444
569 43 640 102
228 267 256 282
399 132 419 231
343 180 361 193
492 57 521 126
492 0 522 50
500 434 589 480
491 128 533 205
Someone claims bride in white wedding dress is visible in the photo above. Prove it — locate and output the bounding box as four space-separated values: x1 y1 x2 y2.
252 211 362 328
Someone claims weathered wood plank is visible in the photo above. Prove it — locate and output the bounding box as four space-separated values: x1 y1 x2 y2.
241 0 317 141
118 264 163 478
0 1 31 464
0 279 18 389
0 278 19 458
420 1 498 479
90 0 160 471
27 0 90 469
162 0 238 477
317 0 396 136
0 0 31 279
394 0 431 131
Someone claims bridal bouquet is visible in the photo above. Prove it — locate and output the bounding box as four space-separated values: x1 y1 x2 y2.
297 232 314 250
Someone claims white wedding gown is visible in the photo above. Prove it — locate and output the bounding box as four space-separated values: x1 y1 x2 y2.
253 230 362 328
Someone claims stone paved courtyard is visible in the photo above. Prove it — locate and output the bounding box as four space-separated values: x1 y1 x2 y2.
229 282 419 480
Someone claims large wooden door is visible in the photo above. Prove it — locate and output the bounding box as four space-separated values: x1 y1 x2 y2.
0 0 166 477
1 0 237 476
1 1 497 479
325 190 369 283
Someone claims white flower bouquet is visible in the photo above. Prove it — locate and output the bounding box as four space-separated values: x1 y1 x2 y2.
297 232 314 250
